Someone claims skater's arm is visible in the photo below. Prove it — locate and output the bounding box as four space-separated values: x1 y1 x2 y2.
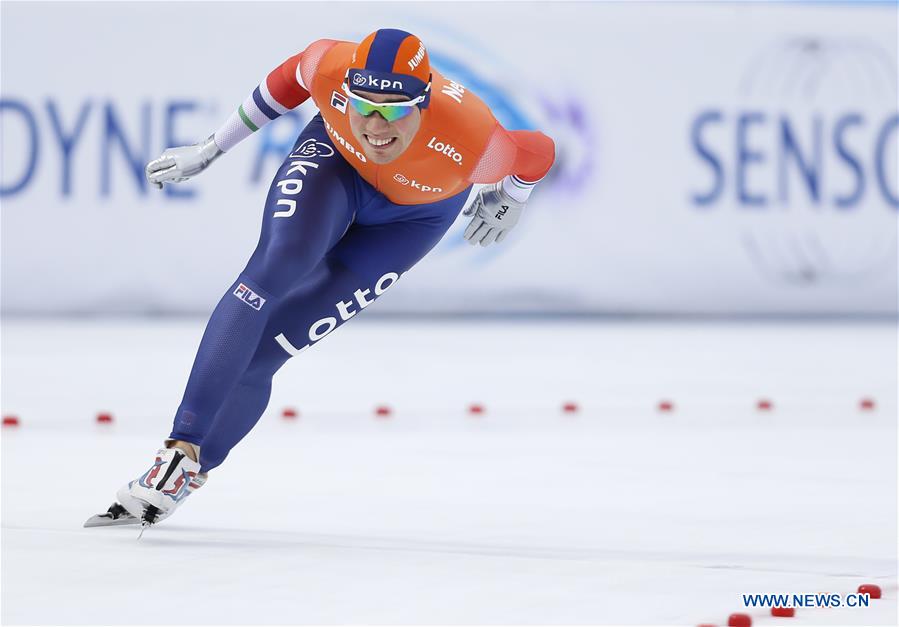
462 126 555 246
212 38 338 152
211 52 312 153
503 128 556 186
146 40 336 189
469 126 555 192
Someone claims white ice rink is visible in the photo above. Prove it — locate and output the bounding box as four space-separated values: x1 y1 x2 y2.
1 319 897 625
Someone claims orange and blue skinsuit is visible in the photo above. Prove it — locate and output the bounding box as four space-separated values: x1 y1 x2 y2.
169 32 556 471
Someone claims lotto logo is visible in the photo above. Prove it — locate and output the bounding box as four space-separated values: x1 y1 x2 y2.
233 283 266 310
275 271 403 357
427 136 463 165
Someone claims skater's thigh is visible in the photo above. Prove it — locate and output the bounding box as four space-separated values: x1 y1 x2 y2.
245 216 458 368
328 215 456 286
243 115 356 295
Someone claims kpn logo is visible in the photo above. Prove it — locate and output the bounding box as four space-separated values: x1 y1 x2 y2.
393 173 443 193
688 38 898 285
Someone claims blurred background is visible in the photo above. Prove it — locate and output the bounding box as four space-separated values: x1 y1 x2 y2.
1 2 897 626
3 1 895 316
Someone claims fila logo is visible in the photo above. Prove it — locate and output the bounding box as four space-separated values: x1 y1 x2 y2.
495 205 509 220
394 173 442 193
233 283 266 310
330 91 348 114
427 136 463 165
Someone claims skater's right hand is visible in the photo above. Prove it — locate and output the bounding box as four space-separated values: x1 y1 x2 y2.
145 135 223 189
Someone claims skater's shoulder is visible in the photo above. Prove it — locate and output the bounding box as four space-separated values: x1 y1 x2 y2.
301 39 352 82
424 70 498 152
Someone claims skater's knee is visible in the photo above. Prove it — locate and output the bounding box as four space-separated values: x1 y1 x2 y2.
245 240 325 295
244 339 289 382
241 363 277 389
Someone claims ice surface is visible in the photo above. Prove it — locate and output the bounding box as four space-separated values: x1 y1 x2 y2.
1 319 896 625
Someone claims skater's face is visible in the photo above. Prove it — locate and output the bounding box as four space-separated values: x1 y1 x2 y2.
347 90 421 164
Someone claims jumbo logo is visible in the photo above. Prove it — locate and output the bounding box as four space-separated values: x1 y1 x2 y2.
324 120 367 163
275 271 402 356
408 43 426 71
233 283 266 310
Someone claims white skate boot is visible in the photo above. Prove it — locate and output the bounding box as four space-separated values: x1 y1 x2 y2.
119 446 205 526
84 446 206 529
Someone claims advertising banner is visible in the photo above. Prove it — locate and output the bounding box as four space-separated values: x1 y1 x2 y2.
2 2 896 314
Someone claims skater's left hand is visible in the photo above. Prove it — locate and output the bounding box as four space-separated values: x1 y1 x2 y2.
462 182 525 247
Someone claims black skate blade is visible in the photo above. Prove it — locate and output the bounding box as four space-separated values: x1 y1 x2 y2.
135 504 161 539
84 502 139 528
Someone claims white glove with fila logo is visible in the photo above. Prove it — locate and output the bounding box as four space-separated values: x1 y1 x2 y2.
463 180 526 247
145 135 223 189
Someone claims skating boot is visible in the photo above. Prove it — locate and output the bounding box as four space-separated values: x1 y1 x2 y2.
85 444 205 530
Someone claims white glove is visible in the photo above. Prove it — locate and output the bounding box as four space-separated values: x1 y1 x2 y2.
145 135 223 189
462 182 526 246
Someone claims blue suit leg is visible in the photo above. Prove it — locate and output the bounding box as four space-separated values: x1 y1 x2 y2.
197 192 470 472
169 116 355 447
